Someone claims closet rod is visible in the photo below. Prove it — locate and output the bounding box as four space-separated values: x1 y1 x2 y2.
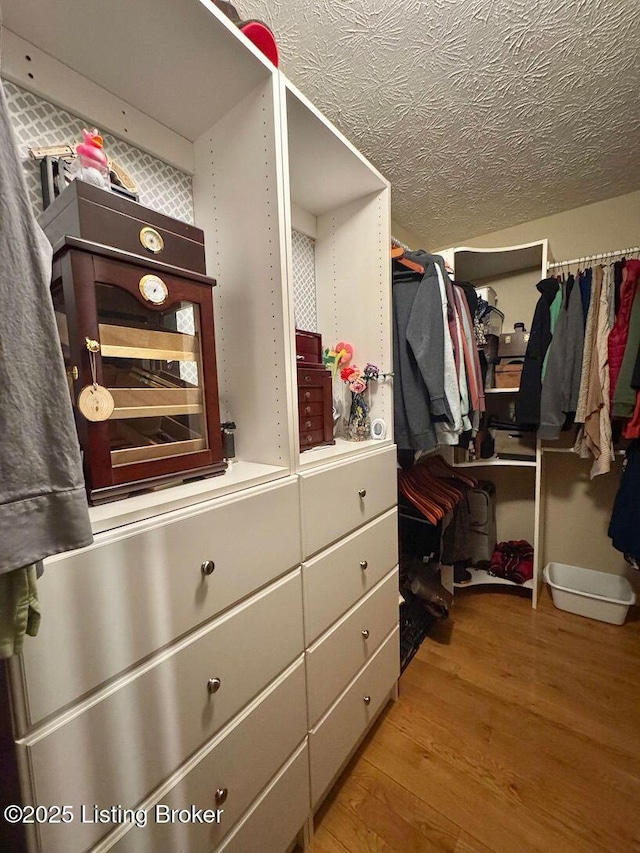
391 235 410 251
547 246 640 270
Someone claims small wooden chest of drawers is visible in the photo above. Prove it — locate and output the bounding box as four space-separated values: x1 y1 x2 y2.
296 329 334 451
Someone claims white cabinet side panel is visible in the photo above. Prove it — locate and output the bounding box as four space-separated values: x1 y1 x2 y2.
193 77 293 468
316 189 392 434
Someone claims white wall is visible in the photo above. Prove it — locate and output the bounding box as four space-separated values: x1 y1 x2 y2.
444 189 640 262
391 219 426 251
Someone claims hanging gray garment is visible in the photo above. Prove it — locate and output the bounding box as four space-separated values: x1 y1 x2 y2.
0 79 93 574
538 279 585 440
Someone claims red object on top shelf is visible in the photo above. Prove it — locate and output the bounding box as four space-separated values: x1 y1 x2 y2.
239 20 279 67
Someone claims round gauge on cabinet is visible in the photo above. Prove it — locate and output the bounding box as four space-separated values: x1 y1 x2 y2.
139 274 168 305
139 226 165 254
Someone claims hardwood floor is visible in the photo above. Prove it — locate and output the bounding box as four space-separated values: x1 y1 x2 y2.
308 586 640 853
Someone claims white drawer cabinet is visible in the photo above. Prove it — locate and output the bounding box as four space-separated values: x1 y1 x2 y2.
216 743 310 853
302 508 398 644
15 479 300 726
309 627 399 806
21 573 304 853
299 447 397 558
306 568 398 726
101 659 308 853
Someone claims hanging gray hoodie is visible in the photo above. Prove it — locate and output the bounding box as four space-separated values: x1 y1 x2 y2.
0 77 93 573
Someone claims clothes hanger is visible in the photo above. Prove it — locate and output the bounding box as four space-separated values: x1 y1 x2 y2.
390 243 424 274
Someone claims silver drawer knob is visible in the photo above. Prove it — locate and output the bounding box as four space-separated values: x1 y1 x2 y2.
304 405 312 414
358 488 367 498
207 678 221 694
304 375 312 383
360 560 368 570
201 560 215 576
305 419 312 428
361 629 370 639
304 391 311 400
363 695 371 705
215 788 228 805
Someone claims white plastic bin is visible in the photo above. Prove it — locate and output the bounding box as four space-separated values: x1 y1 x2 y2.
543 562 636 625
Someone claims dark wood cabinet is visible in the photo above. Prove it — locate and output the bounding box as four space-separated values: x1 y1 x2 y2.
43 185 226 503
295 329 334 452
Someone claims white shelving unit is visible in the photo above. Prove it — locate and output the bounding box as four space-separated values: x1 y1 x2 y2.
281 79 393 470
454 458 537 468
454 568 535 591
443 240 548 608
0 3 398 853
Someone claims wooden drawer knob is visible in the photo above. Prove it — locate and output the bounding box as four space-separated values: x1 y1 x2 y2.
201 560 215 576
361 629 370 639
358 488 367 498
360 560 368 570
363 695 371 705
215 788 228 804
207 677 221 694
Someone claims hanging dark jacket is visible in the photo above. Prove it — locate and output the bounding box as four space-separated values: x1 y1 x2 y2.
393 254 450 450
515 277 559 428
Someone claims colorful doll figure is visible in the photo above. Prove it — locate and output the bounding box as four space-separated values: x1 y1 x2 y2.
71 129 111 190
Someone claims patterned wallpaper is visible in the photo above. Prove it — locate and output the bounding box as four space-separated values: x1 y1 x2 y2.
292 229 317 331
248 0 640 248
3 79 199 383
2 79 194 223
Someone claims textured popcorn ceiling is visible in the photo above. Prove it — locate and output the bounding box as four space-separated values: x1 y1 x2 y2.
248 0 640 248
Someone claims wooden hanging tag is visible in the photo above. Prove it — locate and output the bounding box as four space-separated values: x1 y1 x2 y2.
77 385 115 422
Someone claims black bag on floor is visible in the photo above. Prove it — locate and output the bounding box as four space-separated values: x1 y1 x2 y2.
466 481 497 568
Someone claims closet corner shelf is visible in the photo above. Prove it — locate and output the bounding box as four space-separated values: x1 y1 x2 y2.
541 447 626 456
453 458 536 468
454 568 534 591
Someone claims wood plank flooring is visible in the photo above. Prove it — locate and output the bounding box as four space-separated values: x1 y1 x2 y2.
308 586 640 853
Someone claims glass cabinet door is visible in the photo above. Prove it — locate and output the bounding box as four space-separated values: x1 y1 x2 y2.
94 283 209 468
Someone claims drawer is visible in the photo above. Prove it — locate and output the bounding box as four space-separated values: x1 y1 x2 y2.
296 329 323 363
298 387 325 403
306 569 399 726
18 479 300 725
41 180 206 273
216 743 310 853
300 428 326 449
299 400 325 419
298 414 324 432
22 573 304 853
299 446 397 557
105 659 308 853
303 508 398 644
297 366 329 388
309 627 399 807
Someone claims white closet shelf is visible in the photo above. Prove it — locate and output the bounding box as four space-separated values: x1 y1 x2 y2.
285 81 388 216
1 0 274 144
541 447 626 456
453 242 545 282
454 568 534 591
299 437 394 470
88 461 290 534
454 458 536 468
485 387 520 394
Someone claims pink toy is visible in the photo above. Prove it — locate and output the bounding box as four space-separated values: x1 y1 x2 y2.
72 128 111 190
